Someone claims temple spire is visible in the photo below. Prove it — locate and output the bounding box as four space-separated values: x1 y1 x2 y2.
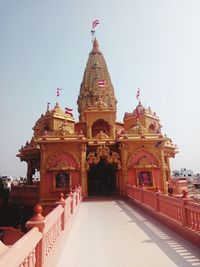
77 38 117 122
92 38 100 53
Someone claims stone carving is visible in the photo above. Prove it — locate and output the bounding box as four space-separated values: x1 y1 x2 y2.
59 121 74 135
86 146 121 170
47 151 80 170
94 130 109 139
127 148 159 168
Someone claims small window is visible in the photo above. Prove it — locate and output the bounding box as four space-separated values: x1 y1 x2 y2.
55 172 69 189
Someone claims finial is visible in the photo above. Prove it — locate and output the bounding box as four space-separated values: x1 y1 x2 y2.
92 38 99 52
47 102 50 112
30 204 44 221
59 192 65 202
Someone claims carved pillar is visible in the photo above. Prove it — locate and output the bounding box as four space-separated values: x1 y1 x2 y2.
165 156 171 181
80 144 87 199
119 143 128 195
160 147 168 194
39 144 48 200
110 125 115 139
87 125 92 139
26 160 33 185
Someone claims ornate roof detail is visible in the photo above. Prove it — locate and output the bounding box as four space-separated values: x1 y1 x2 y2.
127 148 160 168
47 151 80 170
77 39 117 121
127 121 149 135
52 102 63 116
135 157 158 168
124 102 158 119
59 121 74 135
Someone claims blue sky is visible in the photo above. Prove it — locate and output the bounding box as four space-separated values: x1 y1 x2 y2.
0 0 200 176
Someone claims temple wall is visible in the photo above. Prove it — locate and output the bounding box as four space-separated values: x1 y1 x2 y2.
39 142 81 203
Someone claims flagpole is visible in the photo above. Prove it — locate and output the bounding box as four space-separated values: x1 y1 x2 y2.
56 88 62 103
91 19 100 42
47 102 50 111
91 29 95 42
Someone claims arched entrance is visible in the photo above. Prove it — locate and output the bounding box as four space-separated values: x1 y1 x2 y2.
86 146 121 197
88 159 117 196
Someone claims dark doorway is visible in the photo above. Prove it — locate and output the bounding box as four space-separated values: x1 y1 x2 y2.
88 159 117 196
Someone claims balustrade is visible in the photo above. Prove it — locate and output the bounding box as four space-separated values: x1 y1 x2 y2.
127 184 200 237
0 187 82 267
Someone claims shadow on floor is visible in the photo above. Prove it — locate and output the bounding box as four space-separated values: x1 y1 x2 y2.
115 199 200 267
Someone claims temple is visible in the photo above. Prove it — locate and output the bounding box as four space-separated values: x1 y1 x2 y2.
16 38 178 210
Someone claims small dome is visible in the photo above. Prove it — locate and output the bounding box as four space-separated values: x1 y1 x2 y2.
133 101 145 116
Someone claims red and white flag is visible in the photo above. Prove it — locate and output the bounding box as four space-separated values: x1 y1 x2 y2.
98 80 106 88
136 88 140 100
92 19 100 29
57 88 62 97
65 107 73 115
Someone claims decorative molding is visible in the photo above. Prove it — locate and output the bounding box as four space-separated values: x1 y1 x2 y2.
47 151 80 170
86 145 121 170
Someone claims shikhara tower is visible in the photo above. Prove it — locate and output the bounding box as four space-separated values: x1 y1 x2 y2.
16 38 177 210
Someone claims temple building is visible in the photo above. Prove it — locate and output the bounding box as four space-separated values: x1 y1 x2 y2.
16 38 178 209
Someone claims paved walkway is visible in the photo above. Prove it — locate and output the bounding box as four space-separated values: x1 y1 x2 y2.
57 199 200 267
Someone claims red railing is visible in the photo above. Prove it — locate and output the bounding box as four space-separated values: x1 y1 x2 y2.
127 184 200 235
0 186 82 267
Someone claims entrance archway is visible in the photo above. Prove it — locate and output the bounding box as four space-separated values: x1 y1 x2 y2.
86 146 121 197
88 159 117 196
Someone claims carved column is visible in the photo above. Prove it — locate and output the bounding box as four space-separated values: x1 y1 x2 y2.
26 160 33 185
80 144 87 199
39 144 48 199
119 142 128 196
87 125 92 139
165 156 171 181
110 125 115 139
160 147 168 194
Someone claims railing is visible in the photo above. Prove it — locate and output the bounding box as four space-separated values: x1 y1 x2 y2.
0 186 82 267
127 184 200 235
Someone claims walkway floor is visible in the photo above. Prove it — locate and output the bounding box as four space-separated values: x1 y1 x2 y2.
57 199 200 267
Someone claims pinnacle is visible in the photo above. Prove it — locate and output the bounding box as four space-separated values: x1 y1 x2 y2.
92 38 99 53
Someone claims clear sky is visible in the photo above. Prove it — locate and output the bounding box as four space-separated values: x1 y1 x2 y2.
0 0 200 176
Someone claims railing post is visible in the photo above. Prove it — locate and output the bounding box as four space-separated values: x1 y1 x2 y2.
181 190 190 227
26 204 45 267
78 185 82 202
75 186 78 206
155 192 160 211
132 184 136 199
70 189 74 214
181 195 190 227
141 186 144 203
55 193 65 230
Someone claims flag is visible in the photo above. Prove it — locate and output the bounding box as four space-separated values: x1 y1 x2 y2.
92 19 100 29
136 88 140 100
57 88 62 97
98 80 106 88
65 107 73 115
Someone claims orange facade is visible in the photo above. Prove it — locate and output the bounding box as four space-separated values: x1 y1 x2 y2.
17 38 178 207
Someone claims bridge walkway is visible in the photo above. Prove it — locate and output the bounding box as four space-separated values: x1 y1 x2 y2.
56 199 200 267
